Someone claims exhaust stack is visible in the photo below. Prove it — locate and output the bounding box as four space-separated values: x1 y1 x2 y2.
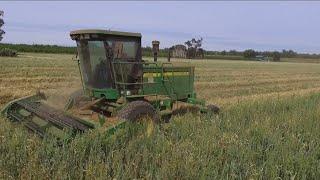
152 40 160 62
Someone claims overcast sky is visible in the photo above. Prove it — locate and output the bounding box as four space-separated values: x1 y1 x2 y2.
0 1 319 53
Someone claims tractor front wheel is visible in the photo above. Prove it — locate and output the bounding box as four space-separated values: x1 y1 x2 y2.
117 101 160 123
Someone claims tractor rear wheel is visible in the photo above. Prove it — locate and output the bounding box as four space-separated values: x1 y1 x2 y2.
117 101 160 123
207 104 220 114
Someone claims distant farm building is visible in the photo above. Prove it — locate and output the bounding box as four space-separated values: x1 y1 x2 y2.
255 55 271 61
172 44 187 58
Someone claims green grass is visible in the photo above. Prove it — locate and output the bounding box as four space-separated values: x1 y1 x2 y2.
1 94 320 179
282 57 320 63
1 53 320 179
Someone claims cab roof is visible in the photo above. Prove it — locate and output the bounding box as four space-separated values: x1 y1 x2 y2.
70 29 142 38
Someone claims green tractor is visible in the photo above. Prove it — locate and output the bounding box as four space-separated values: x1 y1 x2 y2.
1 29 219 138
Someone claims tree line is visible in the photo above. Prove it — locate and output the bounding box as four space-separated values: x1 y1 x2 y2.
1 43 319 60
206 49 320 60
0 43 77 54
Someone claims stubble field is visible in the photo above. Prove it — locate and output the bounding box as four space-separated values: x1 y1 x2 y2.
0 53 320 179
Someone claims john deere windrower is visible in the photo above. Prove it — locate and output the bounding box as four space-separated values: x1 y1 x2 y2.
1 29 219 138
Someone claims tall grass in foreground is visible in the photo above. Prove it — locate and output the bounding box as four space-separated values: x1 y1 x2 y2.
1 94 320 179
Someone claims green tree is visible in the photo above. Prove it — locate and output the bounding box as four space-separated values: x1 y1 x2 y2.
229 50 238 56
184 38 204 59
243 49 256 59
282 49 297 58
272 51 281 62
0 10 4 41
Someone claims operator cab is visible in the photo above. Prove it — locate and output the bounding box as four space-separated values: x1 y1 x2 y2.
70 29 142 92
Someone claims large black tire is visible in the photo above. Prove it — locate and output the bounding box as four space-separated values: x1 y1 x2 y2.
117 101 160 123
207 104 220 114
